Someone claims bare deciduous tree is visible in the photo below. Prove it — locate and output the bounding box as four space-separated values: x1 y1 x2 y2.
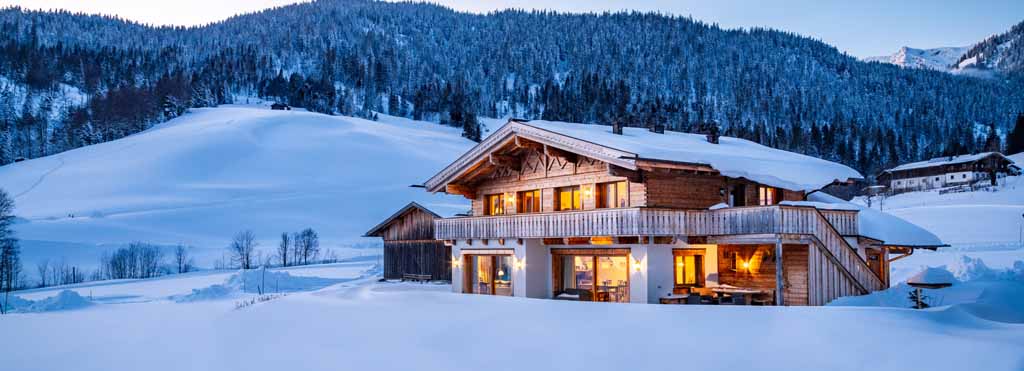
277 232 290 267
0 188 22 314
229 230 257 270
294 228 319 266
174 245 193 274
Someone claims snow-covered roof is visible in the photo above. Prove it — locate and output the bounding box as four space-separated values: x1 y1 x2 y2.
805 192 946 248
884 152 1009 173
521 121 863 191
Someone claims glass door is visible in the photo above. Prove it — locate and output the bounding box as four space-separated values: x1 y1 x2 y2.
466 255 513 296
596 256 629 303
554 252 629 303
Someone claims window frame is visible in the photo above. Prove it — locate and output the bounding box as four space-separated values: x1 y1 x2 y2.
554 185 582 211
516 189 542 214
672 249 705 288
596 181 629 209
484 194 505 216
758 186 781 206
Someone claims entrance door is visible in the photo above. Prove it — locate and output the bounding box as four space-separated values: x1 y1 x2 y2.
466 255 513 296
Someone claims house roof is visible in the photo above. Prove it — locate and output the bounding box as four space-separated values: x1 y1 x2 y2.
425 119 863 193
795 193 946 248
363 202 441 238
882 152 1015 174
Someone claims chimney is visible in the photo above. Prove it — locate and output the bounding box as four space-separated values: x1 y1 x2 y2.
704 121 720 144
612 122 623 135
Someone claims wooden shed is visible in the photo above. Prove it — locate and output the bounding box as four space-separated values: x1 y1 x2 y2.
364 202 451 281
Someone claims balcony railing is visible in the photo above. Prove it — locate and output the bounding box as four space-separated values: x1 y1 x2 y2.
435 206 857 240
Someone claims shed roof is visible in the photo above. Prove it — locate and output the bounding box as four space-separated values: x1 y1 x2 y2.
363 202 441 238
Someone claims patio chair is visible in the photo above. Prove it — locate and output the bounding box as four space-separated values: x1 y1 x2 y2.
686 294 701 304
718 293 734 305
732 294 750 305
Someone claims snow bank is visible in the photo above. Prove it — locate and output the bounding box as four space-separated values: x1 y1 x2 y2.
907 267 958 285
173 269 346 302
831 257 1024 323
2 290 94 313
524 120 863 191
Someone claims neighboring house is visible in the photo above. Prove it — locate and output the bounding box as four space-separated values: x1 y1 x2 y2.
420 119 944 306
365 202 451 281
878 152 1019 193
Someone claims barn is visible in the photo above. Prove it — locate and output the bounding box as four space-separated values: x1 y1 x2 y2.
364 202 451 282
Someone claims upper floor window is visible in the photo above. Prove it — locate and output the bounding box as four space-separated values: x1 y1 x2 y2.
758 186 780 206
597 181 628 209
517 189 541 213
484 194 505 216
555 186 582 211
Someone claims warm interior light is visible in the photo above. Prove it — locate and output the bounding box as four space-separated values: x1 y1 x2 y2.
633 259 642 272
742 261 750 269
498 269 505 276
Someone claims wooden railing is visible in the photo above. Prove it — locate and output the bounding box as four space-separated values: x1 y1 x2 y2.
435 205 882 293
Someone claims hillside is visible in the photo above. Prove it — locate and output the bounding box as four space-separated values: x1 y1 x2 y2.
865 46 968 72
0 105 472 267
0 1 1022 179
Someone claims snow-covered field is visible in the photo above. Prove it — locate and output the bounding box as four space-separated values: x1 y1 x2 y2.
0 105 474 271
0 260 1021 371
855 169 1024 284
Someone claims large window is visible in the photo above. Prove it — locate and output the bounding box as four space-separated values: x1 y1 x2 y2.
484 194 505 215
758 186 780 206
597 181 628 208
517 189 541 213
673 250 705 288
555 186 582 211
553 250 629 303
466 255 512 296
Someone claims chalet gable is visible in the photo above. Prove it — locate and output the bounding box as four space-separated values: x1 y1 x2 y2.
423 120 722 198
425 119 861 197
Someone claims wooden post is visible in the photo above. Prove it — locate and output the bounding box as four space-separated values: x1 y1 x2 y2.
775 238 784 306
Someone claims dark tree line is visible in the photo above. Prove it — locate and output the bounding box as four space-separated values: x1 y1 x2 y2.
1 2 1022 178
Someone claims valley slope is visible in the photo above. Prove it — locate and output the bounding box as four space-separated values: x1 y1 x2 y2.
0 105 473 267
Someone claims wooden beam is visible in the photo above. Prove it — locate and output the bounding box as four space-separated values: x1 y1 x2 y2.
607 163 642 183
544 145 578 163
489 154 521 172
445 184 476 200
775 238 785 306
636 159 716 173
514 136 545 152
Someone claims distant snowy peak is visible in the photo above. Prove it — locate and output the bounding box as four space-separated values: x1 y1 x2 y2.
954 20 1024 76
865 46 968 72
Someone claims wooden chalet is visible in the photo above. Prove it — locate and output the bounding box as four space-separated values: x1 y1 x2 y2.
365 202 451 281
419 119 945 306
878 152 1019 193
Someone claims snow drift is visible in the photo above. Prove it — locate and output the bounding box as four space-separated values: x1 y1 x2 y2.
2 290 93 313
173 268 349 302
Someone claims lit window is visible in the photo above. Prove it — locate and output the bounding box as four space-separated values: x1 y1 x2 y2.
758 186 779 206
516 189 541 213
555 186 581 211
484 194 504 216
673 253 704 287
596 181 629 208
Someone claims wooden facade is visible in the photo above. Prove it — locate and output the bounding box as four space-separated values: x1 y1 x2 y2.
365 203 451 281
422 119 940 305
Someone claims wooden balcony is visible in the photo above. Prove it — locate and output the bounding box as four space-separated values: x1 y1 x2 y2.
435 206 857 240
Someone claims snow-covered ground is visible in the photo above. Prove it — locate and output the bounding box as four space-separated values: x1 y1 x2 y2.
0 105 474 271
1 259 1022 371
854 172 1024 284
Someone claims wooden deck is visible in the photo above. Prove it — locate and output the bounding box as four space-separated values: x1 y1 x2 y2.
435 205 882 295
